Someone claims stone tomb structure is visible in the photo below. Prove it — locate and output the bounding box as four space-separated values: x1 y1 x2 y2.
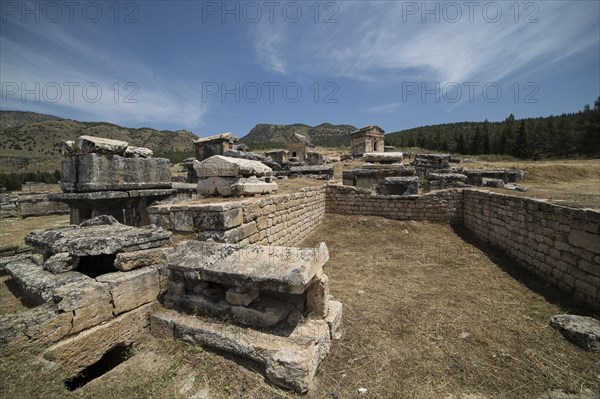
0 216 172 371
194 132 238 162
50 136 174 226
285 132 314 162
350 125 385 156
343 152 418 195
195 155 278 196
154 240 342 392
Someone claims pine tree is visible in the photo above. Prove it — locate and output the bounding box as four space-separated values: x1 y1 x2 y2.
515 120 531 158
456 132 466 154
470 126 482 154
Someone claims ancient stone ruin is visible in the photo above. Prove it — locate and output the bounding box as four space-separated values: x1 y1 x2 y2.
194 155 278 196
1 216 171 366
193 132 238 162
344 151 417 195
50 136 174 226
350 125 385 156
154 240 341 392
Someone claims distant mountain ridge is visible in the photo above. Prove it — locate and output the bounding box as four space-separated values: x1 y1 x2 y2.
240 123 357 148
0 110 198 173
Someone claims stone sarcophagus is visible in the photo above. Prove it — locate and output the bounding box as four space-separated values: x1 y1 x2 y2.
51 136 175 226
194 155 278 196
60 153 171 193
153 240 342 393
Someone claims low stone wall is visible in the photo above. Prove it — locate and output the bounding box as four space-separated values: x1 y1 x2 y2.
463 189 600 309
326 184 463 224
0 193 69 218
148 186 326 246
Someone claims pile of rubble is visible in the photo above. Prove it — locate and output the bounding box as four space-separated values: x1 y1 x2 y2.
50 136 174 226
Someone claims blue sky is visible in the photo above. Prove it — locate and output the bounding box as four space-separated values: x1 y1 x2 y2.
1 1 598 138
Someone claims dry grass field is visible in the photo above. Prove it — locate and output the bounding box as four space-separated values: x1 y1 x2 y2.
1 215 599 399
0 157 598 398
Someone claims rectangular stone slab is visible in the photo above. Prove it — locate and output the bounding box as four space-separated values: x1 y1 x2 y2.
25 222 171 256
167 240 329 294
5 259 89 302
150 309 331 393
193 155 272 178
60 153 172 192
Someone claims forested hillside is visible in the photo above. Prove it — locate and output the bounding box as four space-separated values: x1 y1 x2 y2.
386 98 600 158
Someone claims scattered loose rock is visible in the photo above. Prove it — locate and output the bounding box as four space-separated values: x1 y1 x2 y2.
550 315 600 351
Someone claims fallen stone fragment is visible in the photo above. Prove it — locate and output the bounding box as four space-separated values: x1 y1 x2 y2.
75 135 129 155
114 248 167 271
43 252 80 274
225 287 259 306
481 177 505 188
550 314 600 351
124 146 153 158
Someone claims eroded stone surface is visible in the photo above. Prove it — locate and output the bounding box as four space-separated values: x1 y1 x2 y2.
151 309 331 392
194 155 272 178
550 314 600 351
43 303 154 375
363 152 404 163
5 258 89 302
25 217 171 256
43 252 80 274
167 240 329 294
75 135 129 155
114 248 168 271
96 267 160 315
60 153 171 192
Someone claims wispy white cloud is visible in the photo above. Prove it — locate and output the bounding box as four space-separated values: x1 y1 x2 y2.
249 1 599 86
364 102 402 114
250 23 287 74
0 23 206 129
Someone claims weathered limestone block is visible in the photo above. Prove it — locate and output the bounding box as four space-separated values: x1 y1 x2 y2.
167 240 329 294
0 303 73 356
60 153 171 192
96 267 160 315
43 252 80 274
550 314 600 351
197 207 243 230
198 176 278 196
5 259 89 302
231 298 295 328
59 140 77 156
226 287 259 306
124 146 153 158
17 194 69 217
568 230 599 254
53 280 113 334
198 221 258 243
307 274 330 318
379 176 419 196
481 177 505 188
325 299 343 337
164 292 230 318
193 155 272 178
43 303 154 375
114 248 168 271
151 309 331 393
25 217 171 256
75 135 129 155
363 152 403 163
